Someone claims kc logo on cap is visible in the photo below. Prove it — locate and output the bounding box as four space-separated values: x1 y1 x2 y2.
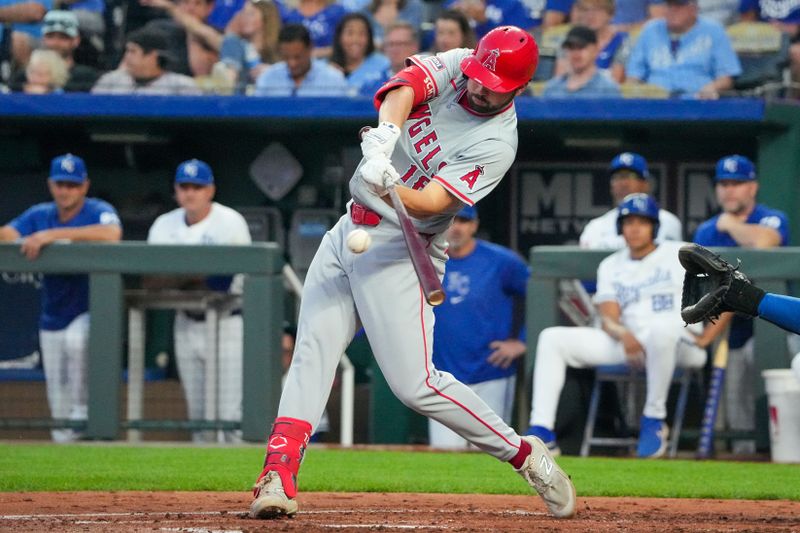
49 153 88 183
175 159 214 185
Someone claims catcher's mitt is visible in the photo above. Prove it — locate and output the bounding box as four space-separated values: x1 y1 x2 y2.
678 243 765 324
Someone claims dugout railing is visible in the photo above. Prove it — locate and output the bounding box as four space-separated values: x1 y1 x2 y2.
0 241 285 442
525 246 799 452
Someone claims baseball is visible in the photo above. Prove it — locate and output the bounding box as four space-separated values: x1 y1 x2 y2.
346 228 371 254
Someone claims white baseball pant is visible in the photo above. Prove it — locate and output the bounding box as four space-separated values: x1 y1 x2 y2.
174 312 243 443
39 313 89 443
278 215 522 461
428 375 516 449
724 338 756 454
529 323 706 429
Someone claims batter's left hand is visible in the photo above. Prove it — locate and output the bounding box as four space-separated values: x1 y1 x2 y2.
360 155 400 196
487 339 526 369
20 231 53 260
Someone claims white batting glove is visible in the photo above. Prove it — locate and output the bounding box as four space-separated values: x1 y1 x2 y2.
359 154 400 196
360 122 401 161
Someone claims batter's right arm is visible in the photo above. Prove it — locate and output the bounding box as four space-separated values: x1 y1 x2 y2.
377 85 415 130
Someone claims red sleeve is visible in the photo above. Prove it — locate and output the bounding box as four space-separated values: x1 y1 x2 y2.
372 63 434 111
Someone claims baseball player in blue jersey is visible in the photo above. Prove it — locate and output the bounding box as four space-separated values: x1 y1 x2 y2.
429 205 530 448
693 154 789 454
0 154 122 442
249 26 576 520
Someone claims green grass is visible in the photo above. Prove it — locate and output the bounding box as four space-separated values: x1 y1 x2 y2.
1 443 799 500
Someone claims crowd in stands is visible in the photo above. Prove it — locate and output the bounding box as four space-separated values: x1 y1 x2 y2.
0 0 798 97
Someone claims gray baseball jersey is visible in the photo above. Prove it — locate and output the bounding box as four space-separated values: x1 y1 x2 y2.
278 48 526 461
350 48 519 234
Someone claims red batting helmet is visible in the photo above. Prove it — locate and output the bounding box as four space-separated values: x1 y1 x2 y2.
460 26 539 93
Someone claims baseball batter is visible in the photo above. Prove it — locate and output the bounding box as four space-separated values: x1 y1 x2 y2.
146 159 252 443
0 154 122 442
580 152 682 250
528 194 721 458
250 26 576 520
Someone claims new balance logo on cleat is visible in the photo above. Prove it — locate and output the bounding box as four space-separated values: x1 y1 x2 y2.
516 436 577 518
538 455 554 476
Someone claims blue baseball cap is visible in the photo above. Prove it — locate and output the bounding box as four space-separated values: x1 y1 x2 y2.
49 153 88 183
715 155 756 181
609 152 649 179
455 205 478 220
175 159 214 185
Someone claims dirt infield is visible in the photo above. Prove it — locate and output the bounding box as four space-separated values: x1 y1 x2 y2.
1 492 799 532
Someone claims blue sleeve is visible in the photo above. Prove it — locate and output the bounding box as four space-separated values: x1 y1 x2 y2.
546 0 573 14
693 224 711 245
774 212 790 245
502 254 531 297
503 0 536 28
90 200 122 226
626 29 649 80
711 25 742 77
758 293 800 335
739 0 757 14
8 206 39 237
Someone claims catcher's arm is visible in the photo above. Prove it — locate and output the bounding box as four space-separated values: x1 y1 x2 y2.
757 293 800 335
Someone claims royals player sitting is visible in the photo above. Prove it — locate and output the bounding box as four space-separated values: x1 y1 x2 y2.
527 193 723 458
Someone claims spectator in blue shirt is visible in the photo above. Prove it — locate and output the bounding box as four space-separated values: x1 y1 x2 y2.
329 13 389 95
740 0 800 34
215 0 282 93
445 0 539 38
626 0 741 98
0 154 122 443
429 206 531 448
254 23 349 95
359 20 418 96
553 0 629 82
281 0 346 58
542 25 622 97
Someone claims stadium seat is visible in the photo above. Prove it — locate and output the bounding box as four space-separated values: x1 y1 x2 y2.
620 81 669 99
236 206 285 250
727 22 789 92
533 24 571 82
580 364 702 457
288 208 341 276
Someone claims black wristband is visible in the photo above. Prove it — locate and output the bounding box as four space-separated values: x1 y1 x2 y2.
724 277 766 317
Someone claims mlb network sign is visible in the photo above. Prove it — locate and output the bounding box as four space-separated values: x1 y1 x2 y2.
511 162 719 252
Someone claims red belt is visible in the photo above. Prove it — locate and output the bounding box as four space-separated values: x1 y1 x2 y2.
350 202 382 226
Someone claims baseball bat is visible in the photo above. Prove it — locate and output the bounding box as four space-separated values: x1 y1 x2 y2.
696 326 731 459
359 126 445 306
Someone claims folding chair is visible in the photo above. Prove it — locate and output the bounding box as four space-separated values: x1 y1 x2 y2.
580 363 702 457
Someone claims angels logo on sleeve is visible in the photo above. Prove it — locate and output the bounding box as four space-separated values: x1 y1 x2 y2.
459 165 485 190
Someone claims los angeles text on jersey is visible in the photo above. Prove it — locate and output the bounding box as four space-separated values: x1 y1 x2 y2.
401 104 488 194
